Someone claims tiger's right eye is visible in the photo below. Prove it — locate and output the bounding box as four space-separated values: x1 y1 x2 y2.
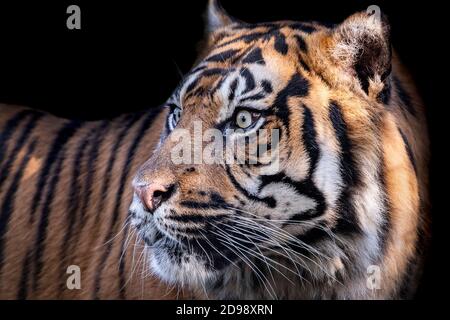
234 109 261 129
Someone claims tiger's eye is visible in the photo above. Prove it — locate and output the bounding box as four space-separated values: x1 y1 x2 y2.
170 107 182 128
236 110 255 129
173 108 181 122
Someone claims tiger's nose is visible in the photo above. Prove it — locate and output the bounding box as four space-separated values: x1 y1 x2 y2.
134 183 174 212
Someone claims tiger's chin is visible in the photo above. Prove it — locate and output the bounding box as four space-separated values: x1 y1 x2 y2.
130 200 222 291
148 238 220 289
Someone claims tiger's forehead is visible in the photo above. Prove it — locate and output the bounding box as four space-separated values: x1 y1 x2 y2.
170 21 324 111
214 21 321 48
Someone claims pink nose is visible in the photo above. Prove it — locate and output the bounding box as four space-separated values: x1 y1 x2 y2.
134 183 171 212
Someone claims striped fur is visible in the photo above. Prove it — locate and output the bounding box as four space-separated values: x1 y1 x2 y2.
0 105 191 299
1 2 429 300
129 2 430 299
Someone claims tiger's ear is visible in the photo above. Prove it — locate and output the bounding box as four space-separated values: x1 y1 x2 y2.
205 0 236 33
325 10 391 92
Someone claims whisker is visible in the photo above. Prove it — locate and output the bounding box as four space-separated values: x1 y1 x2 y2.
96 218 131 249
212 226 295 285
224 212 340 282
216 221 310 284
212 228 278 299
195 238 214 269
231 217 339 281
198 229 240 270
118 227 136 266
229 208 333 261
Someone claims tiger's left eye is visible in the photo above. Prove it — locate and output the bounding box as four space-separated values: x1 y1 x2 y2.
169 107 182 129
235 110 260 129
173 108 181 122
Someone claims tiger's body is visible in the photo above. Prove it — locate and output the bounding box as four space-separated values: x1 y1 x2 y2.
0 105 180 299
0 1 429 300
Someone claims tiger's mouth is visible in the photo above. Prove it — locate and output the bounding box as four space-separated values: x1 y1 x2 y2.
129 195 314 290
129 200 241 286
138 221 233 287
137 212 240 269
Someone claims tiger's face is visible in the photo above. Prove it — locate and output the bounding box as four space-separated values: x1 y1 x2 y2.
130 2 391 298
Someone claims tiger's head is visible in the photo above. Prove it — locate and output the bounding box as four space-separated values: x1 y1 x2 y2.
129 1 392 299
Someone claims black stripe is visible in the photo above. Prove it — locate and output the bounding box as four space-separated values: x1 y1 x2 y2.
261 80 273 93
165 213 227 224
274 32 288 55
32 120 82 291
228 78 239 101
63 128 92 249
79 120 110 220
239 93 266 102
96 114 143 215
184 78 201 98
205 49 241 63
0 110 36 167
225 164 276 208
0 112 43 192
17 249 32 299
29 120 82 223
179 200 226 210
242 47 265 65
273 73 310 135
0 140 37 275
302 105 320 175
94 108 160 299
329 103 359 186
294 35 308 53
202 68 227 77
328 102 361 235
399 128 417 174
300 60 311 72
241 67 256 94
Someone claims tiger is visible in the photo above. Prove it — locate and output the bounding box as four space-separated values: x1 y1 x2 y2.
0 0 429 300
129 1 430 299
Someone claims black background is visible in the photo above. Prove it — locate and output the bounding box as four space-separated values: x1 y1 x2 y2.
0 0 446 300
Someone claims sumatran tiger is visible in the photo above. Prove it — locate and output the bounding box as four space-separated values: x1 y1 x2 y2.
0 1 429 299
